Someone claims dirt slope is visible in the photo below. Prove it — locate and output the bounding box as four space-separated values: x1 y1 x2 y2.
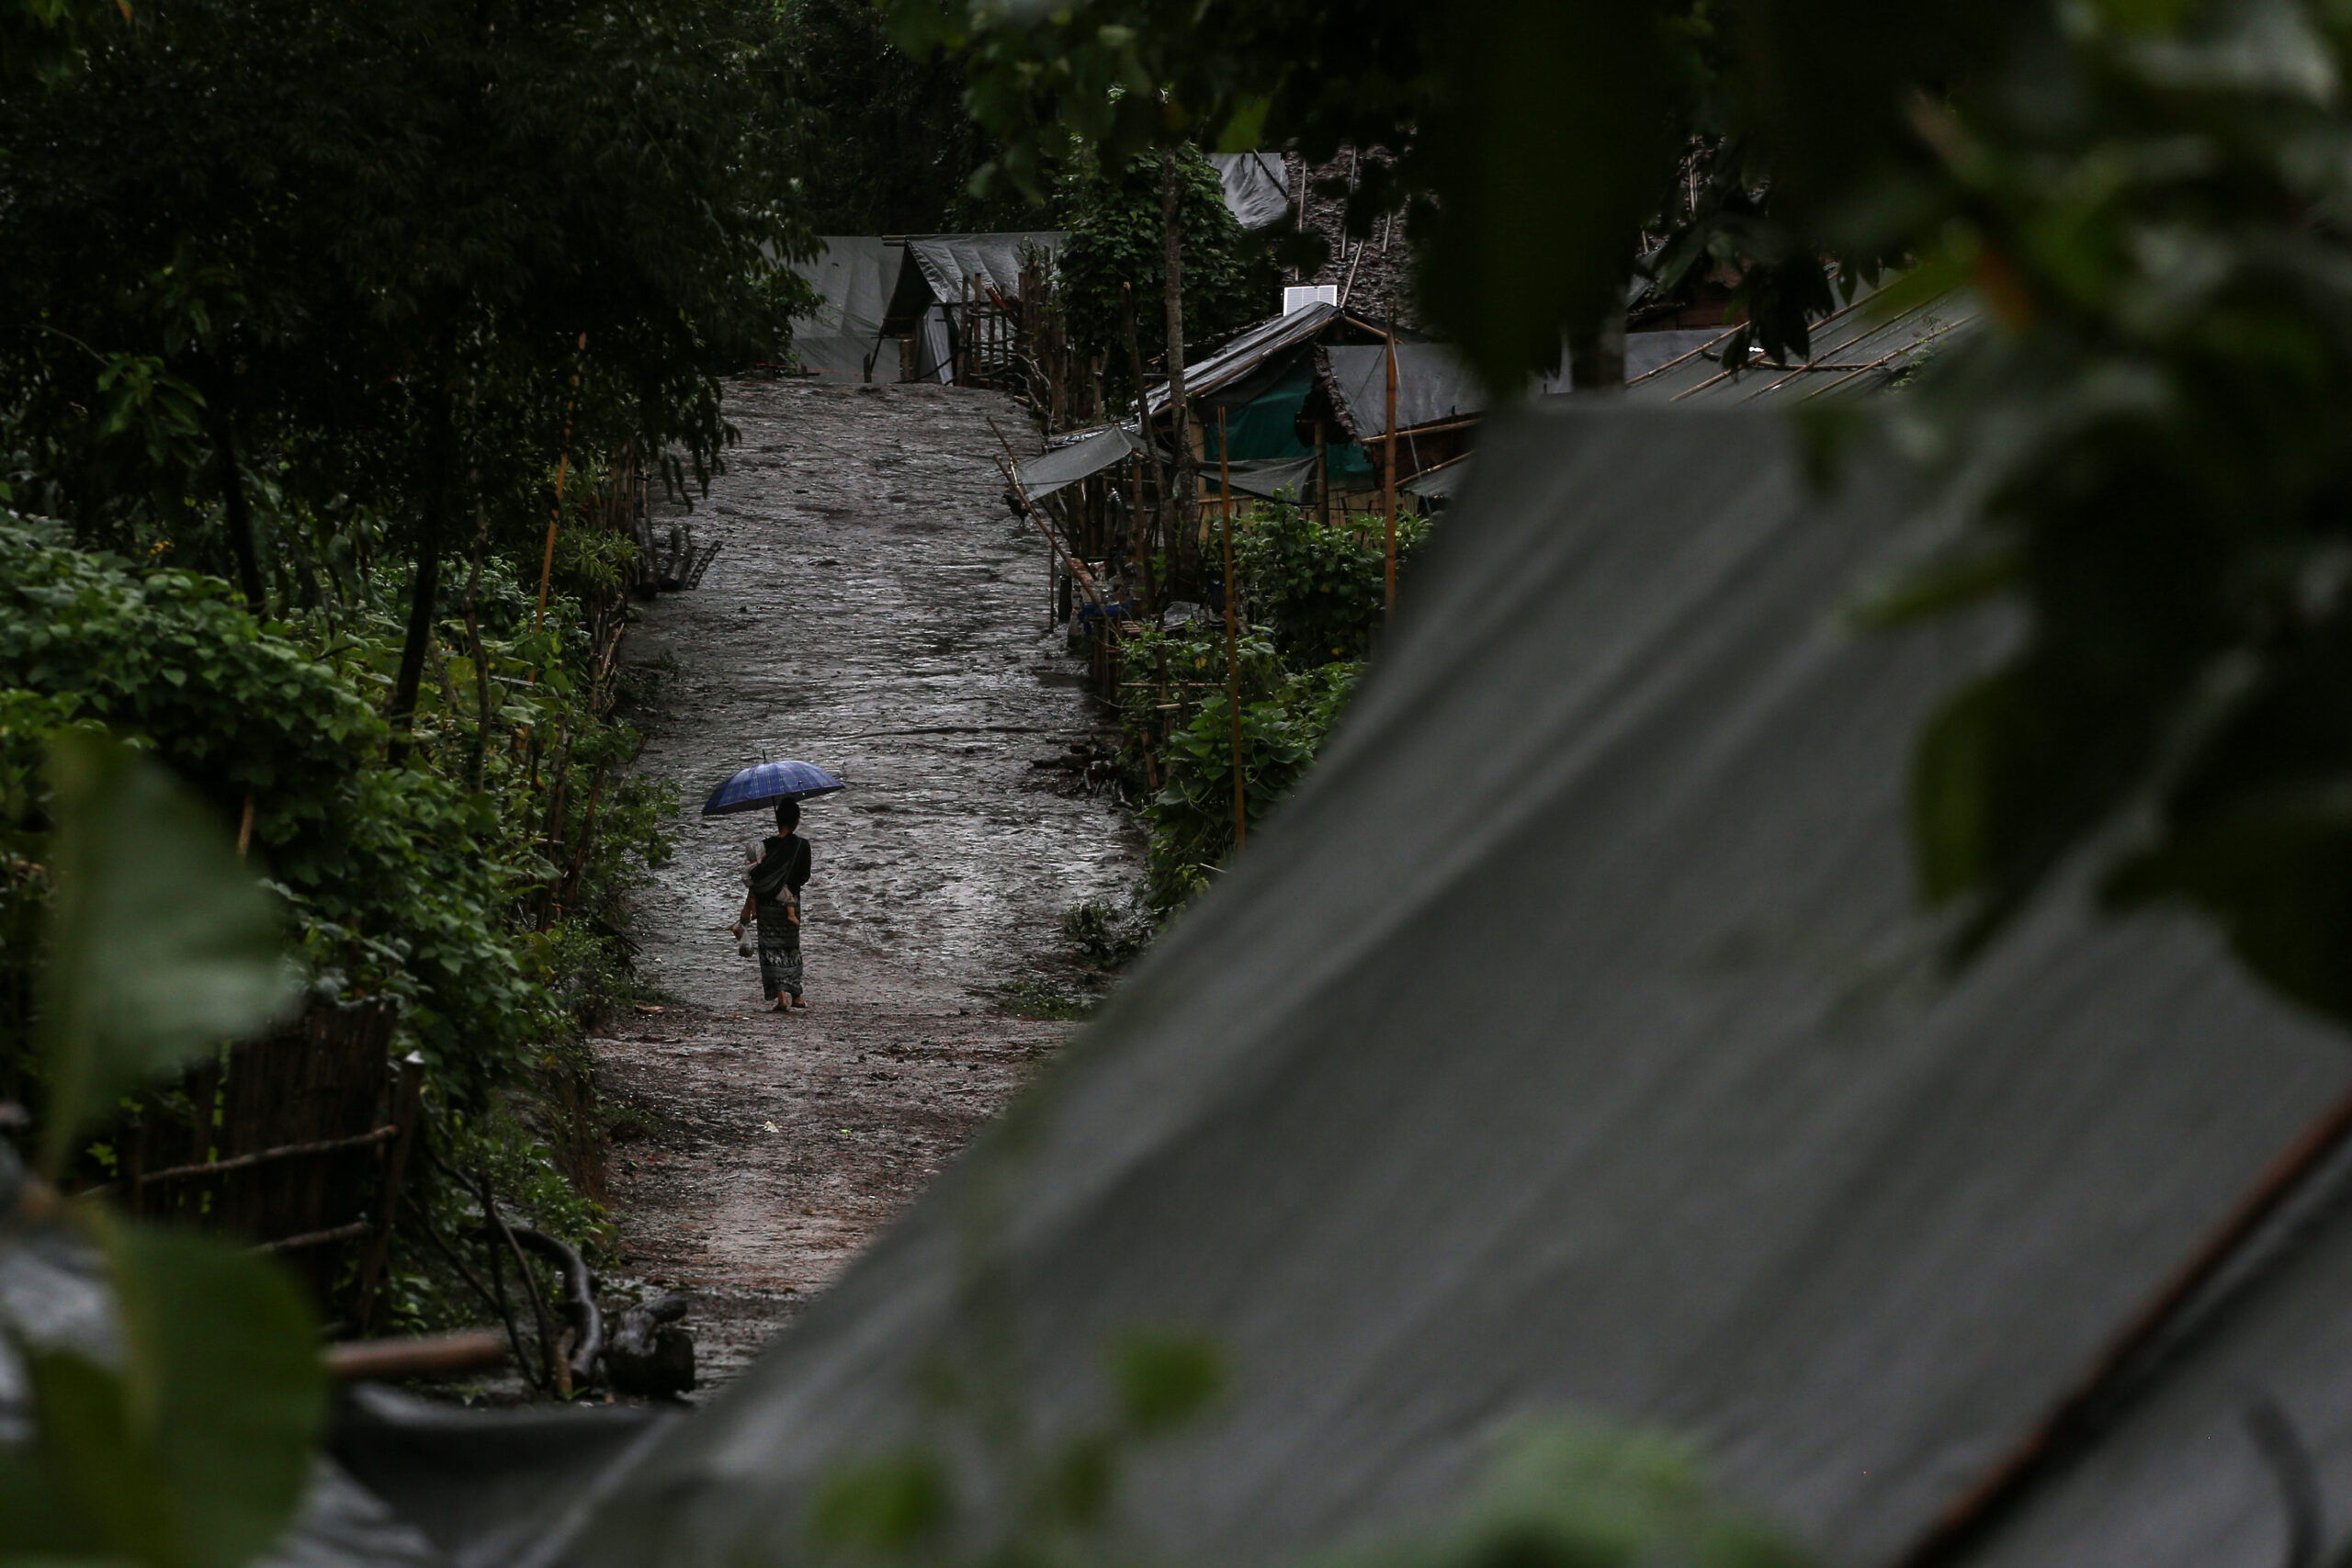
596 377 1141 1391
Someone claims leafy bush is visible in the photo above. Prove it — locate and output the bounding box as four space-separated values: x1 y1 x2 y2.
0 514 671 1203
1239 502 1432 663
1114 621 1360 908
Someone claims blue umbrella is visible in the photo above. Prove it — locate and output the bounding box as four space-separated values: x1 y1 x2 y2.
700 759 846 817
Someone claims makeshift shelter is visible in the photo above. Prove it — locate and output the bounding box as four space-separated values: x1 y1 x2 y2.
1303 328 1724 498
880 232 1064 384
783 236 902 378
562 403 2352 1568
1143 302 1401 504
1208 152 1292 231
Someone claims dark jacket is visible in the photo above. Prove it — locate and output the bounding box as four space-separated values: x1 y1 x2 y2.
747 834 810 905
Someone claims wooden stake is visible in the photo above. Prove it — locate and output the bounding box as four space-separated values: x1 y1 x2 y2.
1220 407 1244 850
534 332 588 633
1384 324 1399 615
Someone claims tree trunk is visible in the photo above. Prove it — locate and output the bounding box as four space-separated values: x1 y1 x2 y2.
1119 281 1168 610
1159 147 1198 588
203 387 266 616
388 355 458 758
1566 309 1628 390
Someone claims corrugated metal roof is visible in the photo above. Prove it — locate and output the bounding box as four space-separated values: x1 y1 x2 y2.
1631 290 1977 404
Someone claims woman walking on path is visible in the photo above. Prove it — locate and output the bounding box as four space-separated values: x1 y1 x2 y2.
734 800 812 1012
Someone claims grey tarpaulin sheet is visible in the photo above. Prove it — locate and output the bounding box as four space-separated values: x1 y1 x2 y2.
1401 455 1468 502
785 236 898 378
1207 454 1319 501
792 237 898 338
904 232 1062 304
1209 152 1291 231
571 405 2352 1568
1016 426 1146 500
1323 343 1484 437
1146 302 1344 415
912 304 953 384
1328 332 1744 435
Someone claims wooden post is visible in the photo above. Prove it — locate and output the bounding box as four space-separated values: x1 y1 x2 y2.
1315 418 1329 525
1383 324 1399 616
535 332 588 633
1220 407 1244 851
1160 148 1196 587
1130 451 1156 612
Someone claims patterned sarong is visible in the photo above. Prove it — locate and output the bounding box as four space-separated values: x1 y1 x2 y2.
755 900 802 1000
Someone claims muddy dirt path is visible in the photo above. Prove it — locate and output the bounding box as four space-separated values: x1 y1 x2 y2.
595 378 1141 1391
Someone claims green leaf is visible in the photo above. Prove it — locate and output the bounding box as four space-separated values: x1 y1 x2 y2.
39 731 298 1176
808 1450 954 1556
1111 1329 1225 1436
106 1224 327 1568
1910 668 2019 906
1420 0 1679 389
1845 534 2018 629
3 1222 325 1568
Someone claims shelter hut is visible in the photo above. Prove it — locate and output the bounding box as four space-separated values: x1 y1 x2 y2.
877 231 1064 388
781 236 903 379
1142 299 1405 513
1294 326 1721 512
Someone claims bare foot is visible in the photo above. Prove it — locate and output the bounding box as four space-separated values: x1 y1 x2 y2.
769 998 791 1013
791 997 809 1010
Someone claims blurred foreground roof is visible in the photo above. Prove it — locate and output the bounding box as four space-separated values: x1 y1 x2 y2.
566 405 2352 1568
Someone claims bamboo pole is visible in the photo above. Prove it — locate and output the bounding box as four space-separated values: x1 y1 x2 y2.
534 332 588 633
1383 323 1399 615
1220 407 1244 851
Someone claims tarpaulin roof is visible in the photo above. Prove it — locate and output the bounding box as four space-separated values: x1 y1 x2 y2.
1323 344 1484 439
791 237 899 340
1014 425 1147 501
1143 303 1408 418
1325 331 1734 438
904 233 1062 305
1208 152 1291 231
569 405 2352 1568
781 236 901 378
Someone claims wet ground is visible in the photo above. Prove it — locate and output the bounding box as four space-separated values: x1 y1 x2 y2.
594 377 1142 1390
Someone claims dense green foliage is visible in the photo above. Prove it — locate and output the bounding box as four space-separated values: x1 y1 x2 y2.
1846 0 2352 1024
0 513 673 1142
1240 502 1432 664
782 0 1028 233
1114 502 1424 908
0 0 766 1333
1056 149 1277 408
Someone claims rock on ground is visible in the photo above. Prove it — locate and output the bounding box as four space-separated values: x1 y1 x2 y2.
597 377 1141 1392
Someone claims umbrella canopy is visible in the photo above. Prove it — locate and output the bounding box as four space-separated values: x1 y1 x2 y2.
698 760 844 817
